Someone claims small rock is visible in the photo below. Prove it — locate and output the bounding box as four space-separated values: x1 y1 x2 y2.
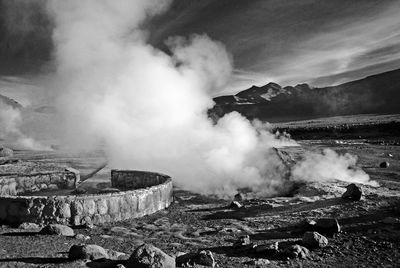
254 242 279 255
388 153 393 158
342 183 362 201
100 234 112 239
380 161 390 168
127 244 175 268
68 244 109 260
245 259 270 267
106 249 129 260
18 222 40 230
302 232 328 248
176 250 216 267
229 201 243 209
47 184 59 190
234 193 243 202
282 244 309 259
233 235 251 248
40 224 75 236
75 234 90 240
315 218 341 235
116 265 127 268
40 183 48 190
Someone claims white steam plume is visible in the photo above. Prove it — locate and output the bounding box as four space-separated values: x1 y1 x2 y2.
0 100 48 150
292 148 376 186
46 0 374 197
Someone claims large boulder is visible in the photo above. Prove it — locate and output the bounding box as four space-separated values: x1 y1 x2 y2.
127 244 175 268
342 183 362 201
40 224 75 236
69 244 109 260
302 231 328 248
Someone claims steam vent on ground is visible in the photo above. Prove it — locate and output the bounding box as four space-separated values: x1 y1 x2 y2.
0 160 173 225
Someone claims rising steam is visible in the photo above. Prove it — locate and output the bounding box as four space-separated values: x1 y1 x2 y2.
45 0 374 197
0 100 48 150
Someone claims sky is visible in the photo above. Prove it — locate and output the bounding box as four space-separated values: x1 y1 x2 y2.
148 0 400 94
0 0 399 99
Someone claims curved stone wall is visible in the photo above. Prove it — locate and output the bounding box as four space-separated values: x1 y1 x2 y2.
0 170 173 225
0 168 79 196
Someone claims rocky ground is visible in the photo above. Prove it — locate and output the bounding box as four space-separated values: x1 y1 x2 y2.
0 140 399 267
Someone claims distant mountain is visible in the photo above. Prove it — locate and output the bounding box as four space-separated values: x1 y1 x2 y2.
0 94 22 109
211 68 400 123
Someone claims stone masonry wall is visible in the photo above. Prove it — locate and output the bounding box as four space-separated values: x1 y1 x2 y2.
0 170 173 225
0 170 78 196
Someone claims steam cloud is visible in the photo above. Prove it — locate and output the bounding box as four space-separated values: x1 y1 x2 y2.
292 148 377 186
0 100 47 150
44 0 374 197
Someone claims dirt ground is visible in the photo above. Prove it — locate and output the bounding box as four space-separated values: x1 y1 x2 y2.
0 140 399 267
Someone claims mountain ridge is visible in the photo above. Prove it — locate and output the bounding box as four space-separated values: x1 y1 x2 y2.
211 68 400 123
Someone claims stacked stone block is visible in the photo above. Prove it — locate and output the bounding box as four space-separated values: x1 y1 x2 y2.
0 170 173 225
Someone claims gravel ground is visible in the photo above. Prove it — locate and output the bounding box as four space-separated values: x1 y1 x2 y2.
0 141 399 267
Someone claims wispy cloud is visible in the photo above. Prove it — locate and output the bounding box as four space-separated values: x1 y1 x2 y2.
249 1 400 87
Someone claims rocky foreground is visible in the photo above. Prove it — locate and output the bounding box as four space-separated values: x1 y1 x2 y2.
0 141 399 267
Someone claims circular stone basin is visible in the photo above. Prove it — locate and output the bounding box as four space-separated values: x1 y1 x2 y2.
0 169 173 226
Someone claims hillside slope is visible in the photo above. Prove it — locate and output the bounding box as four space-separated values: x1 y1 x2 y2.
211 68 400 122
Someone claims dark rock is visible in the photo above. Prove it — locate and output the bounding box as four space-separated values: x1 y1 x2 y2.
68 244 109 260
315 218 341 235
127 244 175 268
176 250 216 267
302 231 328 248
342 183 362 201
380 161 390 168
40 224 75 236
234 193 243 201
229 201 243 209
282 244 309 259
